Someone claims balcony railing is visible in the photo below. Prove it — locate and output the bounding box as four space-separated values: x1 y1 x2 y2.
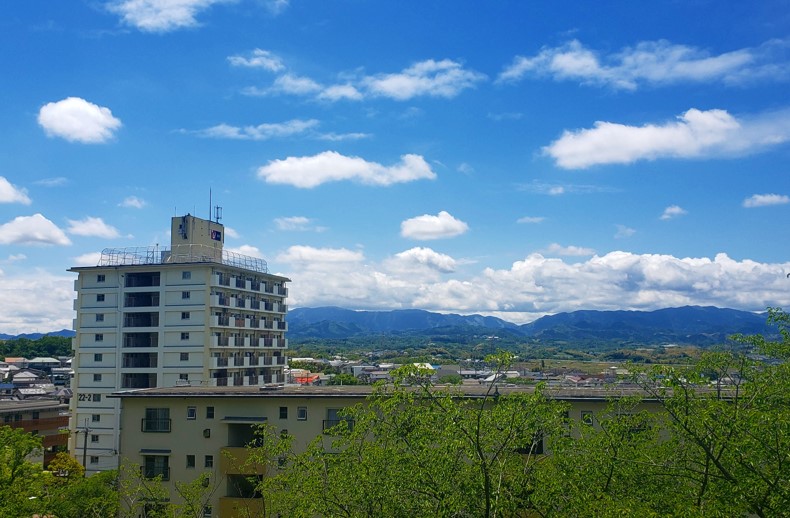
142 466 170 481
99 245 268 274
141 418 171 433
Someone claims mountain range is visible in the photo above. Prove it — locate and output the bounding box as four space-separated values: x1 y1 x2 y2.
287 306 770 346
0 307 771 347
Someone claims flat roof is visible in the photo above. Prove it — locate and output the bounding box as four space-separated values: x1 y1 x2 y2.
109 383 652 402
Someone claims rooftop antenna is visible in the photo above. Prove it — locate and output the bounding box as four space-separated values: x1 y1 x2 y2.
214 205 223 224
209 188 212 221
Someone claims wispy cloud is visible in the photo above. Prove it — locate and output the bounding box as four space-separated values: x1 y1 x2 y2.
191 119 319 140
274 216 326 232
227 48 285 71
544 108 790 169
544 243 595 256
517 216 545 224
257 151 436 188
615 225 636 239
743 193 790 208
33 177 67 188
240 57 485 102
498 39 790 90
400 211 469 241
38 97 122 144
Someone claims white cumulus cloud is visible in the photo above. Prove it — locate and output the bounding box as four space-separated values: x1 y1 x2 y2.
67 217 121 238
273 216 326 232
544 108 790 169
0 214 71 246
226 244 264 258
517 216 545 224
257 151 436 188
38 97 122 144
73 252 103 266
661 205 688 220
107 0 235 32
743 193 790 208
400 211 469 241
120 196 147 209
389 247 457 274
0 177 31 205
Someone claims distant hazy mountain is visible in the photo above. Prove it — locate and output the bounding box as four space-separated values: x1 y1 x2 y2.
287 306 768 345
287 307 519 339
0 329 75 340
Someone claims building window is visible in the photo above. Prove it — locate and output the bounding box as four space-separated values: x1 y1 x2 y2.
182 291 190 299
206 407 214 419
297 406 307 421
181 312 190 320
186 455 195 468
142 408 171 433
93 374 102 382
91 434 99 443
143 455 169 480
180 352 189 361
187 406 197 420
581 411 594 426
95 314 104 322
181 332 189 340
97 274 105 283
279 406 288 419
204 455 213 468
182 271 191 280
32 411 40 419
95 333 103 342
93 394 101 402
179 374 189 381
90 456 99 465
94 353 103 362
96 294 105 302
92 414 101 423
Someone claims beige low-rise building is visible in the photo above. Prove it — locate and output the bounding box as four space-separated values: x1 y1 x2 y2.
112 383 656 518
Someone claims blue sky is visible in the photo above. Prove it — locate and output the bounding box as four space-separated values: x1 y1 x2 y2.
1 0 790 333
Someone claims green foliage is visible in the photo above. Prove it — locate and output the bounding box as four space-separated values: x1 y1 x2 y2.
327 373 359 385
437 373 462 385
0 335 72 359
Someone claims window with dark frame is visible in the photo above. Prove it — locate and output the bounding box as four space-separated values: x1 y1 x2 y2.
297 406 307 421
180 352 189 361
95 333 103 342
204 455 213 468
186 454 195 468
206 406 214 419
97 274 105 283
96 294 105 302
181 312 190 320
187 406 197 420
279 406 288 419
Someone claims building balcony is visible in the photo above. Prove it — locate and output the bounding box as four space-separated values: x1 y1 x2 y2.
219 497 263 518
210 377 229 387
219 447 266 476
210 315 230 328
211 357 229 368
210 294 230 307
211 335 229 347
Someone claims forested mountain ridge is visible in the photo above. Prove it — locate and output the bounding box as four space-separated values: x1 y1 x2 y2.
287 306 768 346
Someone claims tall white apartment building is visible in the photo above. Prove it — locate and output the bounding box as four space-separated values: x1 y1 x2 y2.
68 214 290 473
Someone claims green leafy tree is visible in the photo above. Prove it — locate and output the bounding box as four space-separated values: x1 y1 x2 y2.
254 352 568 517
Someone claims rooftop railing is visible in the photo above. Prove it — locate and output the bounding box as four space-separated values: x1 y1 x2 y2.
98 245 268 274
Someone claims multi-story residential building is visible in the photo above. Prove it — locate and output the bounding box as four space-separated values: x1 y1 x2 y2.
0 399 70 466
68 214 290 474
111 384 659 518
